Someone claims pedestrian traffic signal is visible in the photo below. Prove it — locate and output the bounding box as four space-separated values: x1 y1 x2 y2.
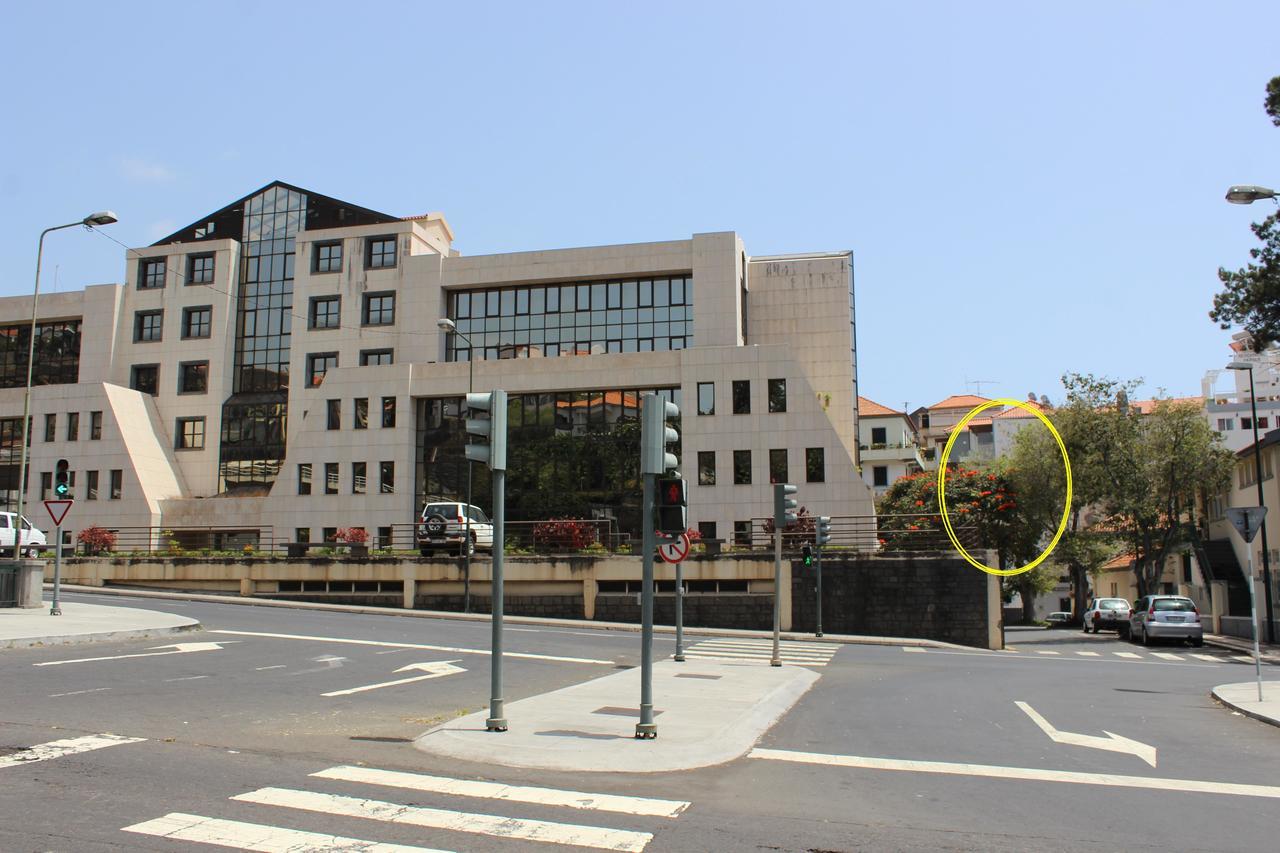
641 395 680 475
802 543 813 567
656 477 687 536
773 483 798 530
464 390 508 471
54 459 71 498
816 516 832 547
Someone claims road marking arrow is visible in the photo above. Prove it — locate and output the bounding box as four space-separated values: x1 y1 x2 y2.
33 642 234 667
322 660 466 697
1015 700 1157 767
290 655 348 675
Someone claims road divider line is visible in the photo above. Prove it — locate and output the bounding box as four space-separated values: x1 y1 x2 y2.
1035 651 1061 655
749 748 1280 799
903 647 926 653
122 812 449 852
1114 652 1141 659
312 766 689 817
0 734 145 770
1076 651 1101 657
1151 653 1184 661
1190 654 1219 661
208 630 613 665
48 687 112 698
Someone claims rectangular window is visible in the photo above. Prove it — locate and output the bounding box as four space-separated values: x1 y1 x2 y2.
327 399 341 430
734 520 752 546
921 413 931 429
769 448 788 483
732 380 751 414
176 417 205 450
1243 417 1253 430
90 411 102 440
298 463 312 495
698 521 717 541
188 253 214 285
354 398 368 430
109 469 122 500
380 460 394 494
296 527 311 543
360 349 393 366
873 465 889 487
178 361 208 394
323 527 338 543
129 361 158 394
378 526 392 548
768 378 787 413
40 471 51 500
382 396 397 428
734 449 752 485
43 413 55 442
698 450 716 485
366 236 397 269
352 461 366 495
309 296 340 330
806 447 825 483
871 426 887 445
182 305 212 339
139 258 166 289
308 353 338 387
1217 418 1234 431
363 292 395 326
66 412 79 441
697 382 715 415
86 469 98 500
312 240 343 273
324 462 338 495
1261 418 1271 429
134 309 163 342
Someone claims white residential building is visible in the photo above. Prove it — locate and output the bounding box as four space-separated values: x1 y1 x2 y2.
857 397 924 495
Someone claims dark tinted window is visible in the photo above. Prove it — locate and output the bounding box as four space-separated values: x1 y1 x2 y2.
1153 598 1195 611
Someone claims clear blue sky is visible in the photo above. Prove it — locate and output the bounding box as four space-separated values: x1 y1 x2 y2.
1 1 1276 410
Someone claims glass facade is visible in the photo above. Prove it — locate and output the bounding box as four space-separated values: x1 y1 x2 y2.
0 321 81 389
443 275 693 362
219 399 286 492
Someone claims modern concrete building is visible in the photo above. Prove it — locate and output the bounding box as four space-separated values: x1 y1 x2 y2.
0 181 873 550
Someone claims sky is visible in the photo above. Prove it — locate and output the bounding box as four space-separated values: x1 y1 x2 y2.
1 1 1277 412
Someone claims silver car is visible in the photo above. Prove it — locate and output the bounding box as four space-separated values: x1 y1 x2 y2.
1128 595 1203 647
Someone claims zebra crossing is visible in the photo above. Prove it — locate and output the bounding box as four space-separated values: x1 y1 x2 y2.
920 646 1266 665
678 637 840 667
0 733 145 771
122 765 690 851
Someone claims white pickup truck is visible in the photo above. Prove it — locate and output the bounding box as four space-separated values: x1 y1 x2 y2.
0 512 48 557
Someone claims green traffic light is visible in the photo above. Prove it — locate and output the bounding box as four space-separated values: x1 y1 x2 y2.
54 483 69 497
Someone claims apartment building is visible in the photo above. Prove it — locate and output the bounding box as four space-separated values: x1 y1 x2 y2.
856 396 923 496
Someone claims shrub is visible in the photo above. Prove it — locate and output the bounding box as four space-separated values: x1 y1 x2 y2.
533 518 598 551
77 525 117 555
336 527 369 545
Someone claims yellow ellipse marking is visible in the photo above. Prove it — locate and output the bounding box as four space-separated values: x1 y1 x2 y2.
936 399 1072 577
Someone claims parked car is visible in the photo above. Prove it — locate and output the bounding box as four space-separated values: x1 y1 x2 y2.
1045 611 1072 626
1082 597 1131 633
0 512 48 557
1128 595 1203 646
417 502 494 556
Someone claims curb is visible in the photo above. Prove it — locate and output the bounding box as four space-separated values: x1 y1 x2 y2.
0 621 201 650
48 583 975 651
1204 635 1280 664
1211 684 1280 729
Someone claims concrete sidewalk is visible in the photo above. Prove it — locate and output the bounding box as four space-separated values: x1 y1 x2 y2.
0 600 199 649
1205 633 1280 664
415 659 819 773
1213 680 1280 728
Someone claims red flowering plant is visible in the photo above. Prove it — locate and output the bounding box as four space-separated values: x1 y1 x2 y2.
335 527 369 545
875 464 1027 557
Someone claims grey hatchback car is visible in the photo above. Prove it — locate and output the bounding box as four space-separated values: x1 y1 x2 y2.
1128 595 1203 646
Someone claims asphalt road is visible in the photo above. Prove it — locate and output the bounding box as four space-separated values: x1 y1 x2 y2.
1 593 1277 852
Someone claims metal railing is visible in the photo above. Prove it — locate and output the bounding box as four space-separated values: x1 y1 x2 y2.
734 513 982 554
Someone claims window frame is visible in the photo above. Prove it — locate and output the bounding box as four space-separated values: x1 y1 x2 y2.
697 450 716 485
312 240 343 274
134 309 164 343
66 412 79 441
307 352 338 388
732 380 751 414
131 364 160 396
352 461 366 495
181 305 213 339
175 416 206 451
138 257 166 290
362 291 396 326
768 378 787 413
90 410 102 441
327 399 341 431
380 460 394 494
382 396 397 428
109 468 123 500
297 463 312 495
365 235 397 270
187 253 215 285
360 348 393 366
697 381 715 416
324 462 339 495
309 295 341 330
178 361 209 395
769 448 788 484
806 447 825 483
354 397 368 430
733 449 752 485
43 413 55 443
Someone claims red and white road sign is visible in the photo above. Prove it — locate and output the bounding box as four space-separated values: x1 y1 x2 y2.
658 532 691 564
43 499 74 527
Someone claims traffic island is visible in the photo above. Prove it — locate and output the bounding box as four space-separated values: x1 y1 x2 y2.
0 599 200 648
1212 681 1280 728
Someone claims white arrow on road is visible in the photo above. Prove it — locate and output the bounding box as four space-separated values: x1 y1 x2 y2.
322 661 466 697
291 655 348 675
1015 700 1157 767
33 642 234 667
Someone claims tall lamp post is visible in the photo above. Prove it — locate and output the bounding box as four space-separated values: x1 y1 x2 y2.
11 212 118 561
1228 360 1277 643
437 317 475 613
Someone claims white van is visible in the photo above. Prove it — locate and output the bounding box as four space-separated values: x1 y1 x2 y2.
0 512 48 557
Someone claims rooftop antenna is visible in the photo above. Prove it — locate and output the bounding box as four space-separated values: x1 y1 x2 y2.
965 377 1000 396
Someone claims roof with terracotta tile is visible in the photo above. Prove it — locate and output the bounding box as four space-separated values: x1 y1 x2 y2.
927 394 992 410
994 401 1048 419
858 396 903 417
1129 396 1203 415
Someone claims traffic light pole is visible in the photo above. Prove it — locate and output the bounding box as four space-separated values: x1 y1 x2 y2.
814 544 823 638
486 467 507 732
771 527 783 666
637 472 657 738
50 523 62 616
674 551 685 662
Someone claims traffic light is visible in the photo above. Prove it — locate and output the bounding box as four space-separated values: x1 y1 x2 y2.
816 516 832 547
773 483 798 530
464 390 508 471
54 459 71 498
801 543 813 567
656 476 687 536
641 395 680 475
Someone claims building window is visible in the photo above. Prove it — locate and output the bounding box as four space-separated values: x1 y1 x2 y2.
873 465 888 487
327 399 341 430
806 447 825 483
698 450 716 485
734 520 752 546
309 296 341 330
363 292 395 326
323 527 338 543
732 380 751 414
768 378 787 413
134 310 163 342
1217 418 1235 431
366 236 397 269
90 411 102 440
178 361 208 394
380 461 394 494
313 241 343 273
354 398 368 430
382 396 397 428
324 462 338 495
182 305 212 339
296 527 311 543
769 448 788 483
298 463 312 495
733 450 752 485
871 426 887 446
43 413 55 442
921 413 931 429
697 382 715 415
109 469 122 500
1243 417 1253 430
1261 418 1271 429
308 353 338 387
176 417 205 450
698 521 717 541
66 412 79 441
40 471 51 500
86 469 98 500
131 364 159 396
377 526 392 548
139 258 166 289
188 253 214 285
352 461 366 495
360 349 393 366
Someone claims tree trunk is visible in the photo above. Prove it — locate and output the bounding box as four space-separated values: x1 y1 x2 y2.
1018 576 1037 624
1072 563 1089 624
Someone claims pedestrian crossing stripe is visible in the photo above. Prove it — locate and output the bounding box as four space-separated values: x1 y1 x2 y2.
685 646 833 662
680 639 838 667
1076 651 1100 657
1190 654 1218 661
123 813 449 853
0 734 145 771
1114 652 1141 658
1151 652 1184 661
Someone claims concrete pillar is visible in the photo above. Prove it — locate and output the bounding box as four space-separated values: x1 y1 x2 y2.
987 572 1004 650
780 560 792 632
1210 581 1228 634
239 577 255 597
583 577 596 620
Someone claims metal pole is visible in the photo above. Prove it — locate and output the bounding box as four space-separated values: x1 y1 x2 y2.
674 554 685 662
50 523 62 615
815 544 823 638
636 472 657 738
1247 551 1263 702
463 348 474 614
1245 367 1275 643
771 526 782 666
485 467 507 731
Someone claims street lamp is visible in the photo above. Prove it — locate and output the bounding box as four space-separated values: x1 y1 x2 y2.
437 317 476 613
11 212 118 562
1225 185 1278 205
1227 360 1276 643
